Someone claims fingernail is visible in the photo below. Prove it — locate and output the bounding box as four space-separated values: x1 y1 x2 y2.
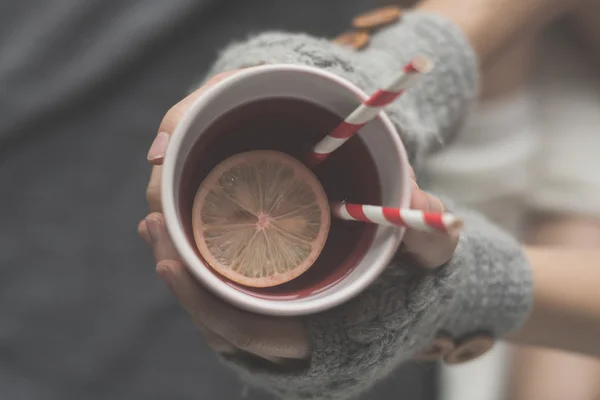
412 179 419 189
145 215 162 244
147 131 169 162
157 264 176 292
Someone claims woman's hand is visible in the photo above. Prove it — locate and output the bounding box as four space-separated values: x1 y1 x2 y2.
139 71 460 365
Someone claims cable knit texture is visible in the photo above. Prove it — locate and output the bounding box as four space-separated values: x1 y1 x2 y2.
201 12 533 400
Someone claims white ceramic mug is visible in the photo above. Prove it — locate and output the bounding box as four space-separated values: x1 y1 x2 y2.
161 64 411 316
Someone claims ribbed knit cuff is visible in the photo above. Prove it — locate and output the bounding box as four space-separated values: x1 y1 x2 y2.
439 203 533 338
362 12 479 163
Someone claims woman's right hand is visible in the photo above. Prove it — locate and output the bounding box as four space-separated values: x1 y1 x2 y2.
141 70 313 365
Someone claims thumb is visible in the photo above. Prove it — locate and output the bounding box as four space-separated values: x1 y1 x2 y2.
401 180 459 269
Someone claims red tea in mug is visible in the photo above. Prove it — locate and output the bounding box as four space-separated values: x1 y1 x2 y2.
179 98 381 299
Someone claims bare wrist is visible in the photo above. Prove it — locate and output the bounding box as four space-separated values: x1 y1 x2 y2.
416 0 577 67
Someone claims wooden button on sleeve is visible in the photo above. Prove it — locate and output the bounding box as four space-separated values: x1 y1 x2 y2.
333 31 370 50
413 333 455 362
444 333 495 365
352 6 402 30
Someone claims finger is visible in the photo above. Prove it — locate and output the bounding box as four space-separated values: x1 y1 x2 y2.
145 72 240 209
147 131 170 165
145 212 180 261
402 180 459 269
146 165 162 213
409 179 445 214
138 219 151 245
200 326 237 354
156 260 310 360
148 71 239 165
154 259 237 355
204 334 237 355
145 167 310 362
148 211 310 360
145 213 232 354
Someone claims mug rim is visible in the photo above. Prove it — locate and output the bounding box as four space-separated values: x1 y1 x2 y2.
161 64 411 316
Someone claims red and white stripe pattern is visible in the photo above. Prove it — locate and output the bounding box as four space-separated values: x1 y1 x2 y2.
331 202 462 234
306 56 432 166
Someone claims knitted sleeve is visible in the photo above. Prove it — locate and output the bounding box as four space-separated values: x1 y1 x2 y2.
201 11 533 400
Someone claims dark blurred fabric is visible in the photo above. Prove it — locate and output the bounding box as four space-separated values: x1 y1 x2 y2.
0 1 437 399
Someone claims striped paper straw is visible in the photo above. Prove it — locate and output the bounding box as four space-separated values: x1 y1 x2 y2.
331 202 462 234
306 56 432 166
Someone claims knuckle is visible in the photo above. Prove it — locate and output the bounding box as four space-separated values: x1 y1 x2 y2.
232 331 255 351
189 310 213 333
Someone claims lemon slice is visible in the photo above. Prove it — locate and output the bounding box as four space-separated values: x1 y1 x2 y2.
192 150 330 287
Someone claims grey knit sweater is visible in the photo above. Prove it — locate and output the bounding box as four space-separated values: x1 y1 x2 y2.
203 12 533 400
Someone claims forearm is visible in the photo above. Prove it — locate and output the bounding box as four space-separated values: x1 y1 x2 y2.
417 0 578 67
508 248 600 357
